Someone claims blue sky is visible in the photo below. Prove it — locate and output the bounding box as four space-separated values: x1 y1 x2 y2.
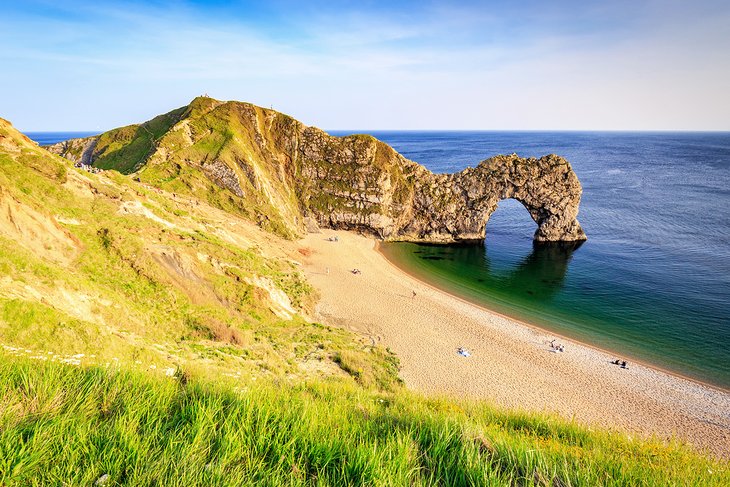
1 0 728 131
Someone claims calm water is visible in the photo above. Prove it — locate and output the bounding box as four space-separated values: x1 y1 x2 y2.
26 132 98 145
331 131 730 389
32 131 730 388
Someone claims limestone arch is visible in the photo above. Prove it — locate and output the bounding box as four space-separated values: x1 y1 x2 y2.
484 154 586 242
483 197 540 240
400 154 587 243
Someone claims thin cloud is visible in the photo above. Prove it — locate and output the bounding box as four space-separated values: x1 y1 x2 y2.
1 0 728 130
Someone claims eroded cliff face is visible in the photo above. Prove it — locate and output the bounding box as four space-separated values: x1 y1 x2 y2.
404 154 586 242
45 137 97 165
294 128 585 242
46 98 586 243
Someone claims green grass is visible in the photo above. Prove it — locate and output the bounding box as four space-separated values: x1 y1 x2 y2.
93 107 187 174
130 101 301 238
2 114 728 486
0 355 726 486
0 132 398 389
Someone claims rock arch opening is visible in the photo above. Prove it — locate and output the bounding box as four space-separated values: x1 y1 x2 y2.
485 198 538 242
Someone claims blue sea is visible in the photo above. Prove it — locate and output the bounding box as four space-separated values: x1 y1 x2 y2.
25 132 98 146
30 131 730 388
334 130 730 389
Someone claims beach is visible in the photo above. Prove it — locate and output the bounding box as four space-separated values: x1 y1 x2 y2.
298 230 730 458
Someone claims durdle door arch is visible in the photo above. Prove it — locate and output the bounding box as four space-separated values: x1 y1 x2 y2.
398 154 587 244
45 99 586 246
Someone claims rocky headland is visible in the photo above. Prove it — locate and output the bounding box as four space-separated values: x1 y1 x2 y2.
47 97 586 243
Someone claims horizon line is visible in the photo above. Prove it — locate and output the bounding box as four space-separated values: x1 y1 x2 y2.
21 128 730 135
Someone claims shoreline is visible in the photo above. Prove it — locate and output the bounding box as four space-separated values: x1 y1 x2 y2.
375 240 730 395
298 230 730 458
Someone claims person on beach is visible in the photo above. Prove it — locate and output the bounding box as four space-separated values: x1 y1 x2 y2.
457 347 471 357
549 339 564 352
412 290 416 299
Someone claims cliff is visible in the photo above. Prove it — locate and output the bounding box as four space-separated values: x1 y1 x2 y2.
47 97 586 242
0 115 399 387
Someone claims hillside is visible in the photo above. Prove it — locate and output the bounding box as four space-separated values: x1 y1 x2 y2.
2 116 728 484
0 116 398 389
2 354 727 486
47 97 586 243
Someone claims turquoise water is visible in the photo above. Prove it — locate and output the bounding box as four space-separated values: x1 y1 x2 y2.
335 131 730 389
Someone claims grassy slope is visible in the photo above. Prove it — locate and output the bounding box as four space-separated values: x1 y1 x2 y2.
92 106 187 174
135 98 302 238
1 355 727 486
0 118 397 389
2 118 728 484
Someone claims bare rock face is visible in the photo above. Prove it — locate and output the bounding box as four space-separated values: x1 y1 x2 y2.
405 154 586 242
45 98 586 243
45 137 98 165
295 130 586 243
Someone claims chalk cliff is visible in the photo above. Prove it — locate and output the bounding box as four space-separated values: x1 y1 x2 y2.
47 97 586 242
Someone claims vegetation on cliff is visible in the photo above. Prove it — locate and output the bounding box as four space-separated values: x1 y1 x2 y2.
47 97 586 243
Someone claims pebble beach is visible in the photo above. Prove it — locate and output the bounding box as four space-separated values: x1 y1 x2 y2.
299 230 730 458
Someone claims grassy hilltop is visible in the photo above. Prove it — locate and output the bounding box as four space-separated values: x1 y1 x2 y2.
47 96 418 240
1 113 728 485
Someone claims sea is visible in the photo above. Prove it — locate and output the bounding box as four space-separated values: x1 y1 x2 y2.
335 130 730 390
29 131 730 389
25 132 98 145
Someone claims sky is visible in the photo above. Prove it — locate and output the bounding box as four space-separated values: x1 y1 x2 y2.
1 0 729 131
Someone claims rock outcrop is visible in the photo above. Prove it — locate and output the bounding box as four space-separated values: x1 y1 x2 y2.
47 97 586 242
405 154 586 242
45 137 97 165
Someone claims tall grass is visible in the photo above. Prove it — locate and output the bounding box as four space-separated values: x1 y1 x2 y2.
1 356 726 486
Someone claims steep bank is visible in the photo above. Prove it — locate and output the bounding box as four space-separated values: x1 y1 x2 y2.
0 116 398 388
46 97 586 243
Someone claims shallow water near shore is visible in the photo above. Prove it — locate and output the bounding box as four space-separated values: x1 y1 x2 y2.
354 131 730 389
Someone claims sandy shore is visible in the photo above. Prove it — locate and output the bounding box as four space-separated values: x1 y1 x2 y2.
298 230 730 458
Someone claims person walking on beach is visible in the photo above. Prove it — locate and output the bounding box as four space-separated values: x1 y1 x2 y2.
412 290 417 299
